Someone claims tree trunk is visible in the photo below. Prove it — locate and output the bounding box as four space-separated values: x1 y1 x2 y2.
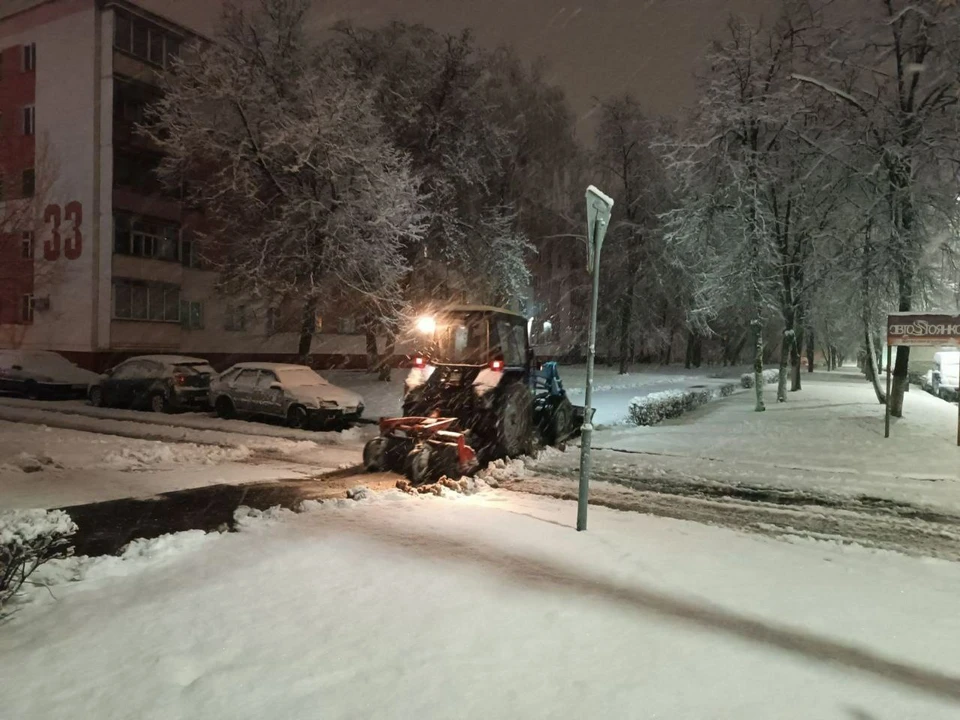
685 330 695 370
298 298 319 365
692 334 703 368
863 329 885 403
751 319 765 412
617 292 633 375
365 331 379 373
805 328 815 373
777 332 789 403
378 335 395 381
790 327 803 391
890 345 910 417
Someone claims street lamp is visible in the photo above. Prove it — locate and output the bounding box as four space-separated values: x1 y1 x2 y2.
578 185 614 532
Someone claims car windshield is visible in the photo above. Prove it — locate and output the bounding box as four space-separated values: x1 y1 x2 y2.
276 367 327 386
22 352 77 370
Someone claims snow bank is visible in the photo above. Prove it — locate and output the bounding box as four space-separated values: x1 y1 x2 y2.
102 443 252 470
628 383 736 426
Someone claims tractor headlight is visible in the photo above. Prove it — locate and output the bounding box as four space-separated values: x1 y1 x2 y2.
415 315 436 334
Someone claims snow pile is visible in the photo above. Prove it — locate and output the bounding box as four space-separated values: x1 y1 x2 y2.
103 443 252 470
6 452 63 473
740 369 780 388
628 383 736 426
233 505 297 530
1 509 77 610
477 456 530 485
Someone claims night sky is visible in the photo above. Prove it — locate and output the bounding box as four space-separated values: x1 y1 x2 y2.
141 0 774 132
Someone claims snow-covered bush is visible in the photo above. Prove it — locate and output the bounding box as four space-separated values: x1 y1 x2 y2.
1 509 77 610
740 369 780 388
628 383 738 426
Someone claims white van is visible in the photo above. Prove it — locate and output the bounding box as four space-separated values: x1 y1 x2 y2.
926 350 960 400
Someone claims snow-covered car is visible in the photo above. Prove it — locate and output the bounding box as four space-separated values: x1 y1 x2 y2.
90 355 215 413
0 349 100 399
210 363 364 429
927 350 960 400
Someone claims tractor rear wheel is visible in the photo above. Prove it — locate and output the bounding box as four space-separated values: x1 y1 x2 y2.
493 381 533 458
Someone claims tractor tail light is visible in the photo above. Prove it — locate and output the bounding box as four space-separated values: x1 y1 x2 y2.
174 374 187 386
490 359 504 371
414 356 426 368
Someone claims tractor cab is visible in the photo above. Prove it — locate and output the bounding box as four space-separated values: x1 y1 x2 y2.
413 305 530 371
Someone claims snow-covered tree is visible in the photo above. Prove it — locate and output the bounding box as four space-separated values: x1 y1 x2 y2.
664 2 852 408
593 96 673 374
142 0 426 361
795 0 960 416
327 23 576 314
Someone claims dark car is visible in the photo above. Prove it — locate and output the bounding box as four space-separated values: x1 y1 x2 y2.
89 355 215 413
0 349 100 399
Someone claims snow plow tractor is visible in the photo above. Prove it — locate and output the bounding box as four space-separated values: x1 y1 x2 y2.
362 305 589 485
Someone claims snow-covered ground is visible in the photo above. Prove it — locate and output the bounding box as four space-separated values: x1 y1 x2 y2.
4 489 960 719
0 420 324 509
517 369 960 508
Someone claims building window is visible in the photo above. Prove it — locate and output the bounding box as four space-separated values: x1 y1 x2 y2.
21 169 35 197
266 307 281 334
115 11 132 53
179 238 202 269
181 300 204 330
112 279 180 322
148 28 165 65
22 44 36 72
114 213 180 261
114 10 183 69
20 294 34 323
225 305 246 331
20 231 34 259
337 316 356 334
22 106 34 136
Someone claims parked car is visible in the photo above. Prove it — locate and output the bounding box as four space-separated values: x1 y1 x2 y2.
925 350 960 401
209 362 364 429
90 355 215 412
0 349 100 399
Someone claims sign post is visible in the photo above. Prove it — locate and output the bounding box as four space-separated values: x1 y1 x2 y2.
578 185 614 532
885 313 960 446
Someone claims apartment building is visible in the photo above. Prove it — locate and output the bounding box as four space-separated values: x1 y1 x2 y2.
0 0 370 370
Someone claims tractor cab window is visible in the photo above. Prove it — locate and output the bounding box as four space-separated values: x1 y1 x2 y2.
496 320 527 367
434 314 488 365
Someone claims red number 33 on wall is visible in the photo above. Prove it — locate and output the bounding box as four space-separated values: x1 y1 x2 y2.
43 202 83 261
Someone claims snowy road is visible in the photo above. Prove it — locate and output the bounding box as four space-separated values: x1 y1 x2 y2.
497 455 960 561
6 491 960 719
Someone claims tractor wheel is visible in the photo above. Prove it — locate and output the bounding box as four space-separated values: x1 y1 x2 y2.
493 381 533 458
429 443 462 481
546 396 574 447
383 437 411 473
407 445 432 485
363 437 387 472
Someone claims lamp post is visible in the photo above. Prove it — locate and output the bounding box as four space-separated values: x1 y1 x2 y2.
578 185 614 531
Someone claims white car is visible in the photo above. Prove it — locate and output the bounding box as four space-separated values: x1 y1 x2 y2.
209 362 364 429
0 349 100 400
925 350 960 400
